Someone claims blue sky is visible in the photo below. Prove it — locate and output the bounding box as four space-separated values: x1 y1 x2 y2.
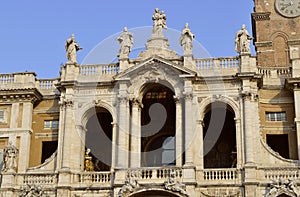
0 1 254 78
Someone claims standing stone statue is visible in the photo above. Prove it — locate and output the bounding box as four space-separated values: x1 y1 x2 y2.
117 27 134 59
235 24 252 54
152 8 167 36
2 142 18 173
180 23 195 56
65 33 82 63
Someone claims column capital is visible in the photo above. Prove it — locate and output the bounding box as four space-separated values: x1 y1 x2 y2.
183 91 193 101
118 94 129 105
130 98 143 108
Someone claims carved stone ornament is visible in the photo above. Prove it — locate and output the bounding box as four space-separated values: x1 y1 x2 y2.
251 12 271 21
164 171 190 197
200 188 241 197
19 184 47 197
118 171 140 197
266 179 299 197
152 8 167 36
2 142 18 173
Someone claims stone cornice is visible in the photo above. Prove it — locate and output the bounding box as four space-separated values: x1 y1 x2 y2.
0 88 42 104
255 41 273 48
251 12 271 21
288 39 300 46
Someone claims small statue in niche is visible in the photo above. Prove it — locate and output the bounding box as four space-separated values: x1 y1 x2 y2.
2 142 18 173
235 24 252 54
65 33 82 63
180 23 195 56
117 27 134 59
84 148 94 172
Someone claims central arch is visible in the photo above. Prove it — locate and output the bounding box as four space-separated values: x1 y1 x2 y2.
128 189 183 197
140 83 176 167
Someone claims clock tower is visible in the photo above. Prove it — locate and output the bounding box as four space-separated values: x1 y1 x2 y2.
252 0 300 160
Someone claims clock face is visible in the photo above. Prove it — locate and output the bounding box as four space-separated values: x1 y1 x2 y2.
275 0 300 17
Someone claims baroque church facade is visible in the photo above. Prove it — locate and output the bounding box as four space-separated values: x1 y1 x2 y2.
0 0 300 196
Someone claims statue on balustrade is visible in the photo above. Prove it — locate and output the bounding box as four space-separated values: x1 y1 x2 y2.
235 24 252 54
152 8 167 36
164 171 190 196
84 148 94 172
180 23 195 56
117 27 134 59
65 33 82 63
2 142 18 173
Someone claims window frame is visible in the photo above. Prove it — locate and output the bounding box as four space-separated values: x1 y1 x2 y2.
0 109 7 124
44 120 59 129
265 112 287 122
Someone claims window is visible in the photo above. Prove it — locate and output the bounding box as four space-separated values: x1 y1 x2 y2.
0 110 7 123
44 120 59 129
162 136 175 166
41 141 58 163
146 92 167 99
266 112 286 122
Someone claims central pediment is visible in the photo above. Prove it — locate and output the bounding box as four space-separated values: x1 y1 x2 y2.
115 56 196 81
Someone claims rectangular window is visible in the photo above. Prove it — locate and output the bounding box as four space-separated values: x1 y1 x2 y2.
0 110 7 123
44 120 59 129
266 112 287 122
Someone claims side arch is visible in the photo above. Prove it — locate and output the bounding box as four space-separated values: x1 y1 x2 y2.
199 96 240 120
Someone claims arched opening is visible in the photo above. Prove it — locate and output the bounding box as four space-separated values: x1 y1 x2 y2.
203 102 237 168
278 194 291 197
85 107 113 171
129 190 181 197
273 35 289 66
141 83 176 167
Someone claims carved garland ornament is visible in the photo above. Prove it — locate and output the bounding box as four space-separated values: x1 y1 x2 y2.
164 171 190 197
19 184 47 197
200 188 241 197
266 179 299 197
118 171 140 197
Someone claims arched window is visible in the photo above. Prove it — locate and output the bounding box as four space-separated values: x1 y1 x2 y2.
162 136 175 166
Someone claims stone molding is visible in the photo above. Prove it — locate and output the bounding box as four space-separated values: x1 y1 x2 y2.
251 12 271 21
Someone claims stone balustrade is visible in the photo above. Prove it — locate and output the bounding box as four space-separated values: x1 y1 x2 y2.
80 64 119 76
21 173 58 185
0 72 36 90
203 168 239 181
78 172 111 184
258 66 292 78
195 57 239 70
262 167 299 180
0 74 14 84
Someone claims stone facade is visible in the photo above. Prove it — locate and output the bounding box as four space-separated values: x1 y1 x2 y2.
0 3 300 197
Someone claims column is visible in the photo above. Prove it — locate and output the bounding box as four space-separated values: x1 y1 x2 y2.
116 96 130 168
56 100 65 170
293 87 300 159
111 122 117 171
61 99 74 170
18 102 33 172
194 120 204 169
235 118 243 168
184 92 193 165
130 99 141 168
175 97 183 167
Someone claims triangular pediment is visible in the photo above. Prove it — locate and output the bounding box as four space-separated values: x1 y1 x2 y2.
115 56 196 80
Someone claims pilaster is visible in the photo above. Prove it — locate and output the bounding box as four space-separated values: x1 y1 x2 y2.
130 98 141 168
183 80 194 166
116 82 130 168
174 97 183 167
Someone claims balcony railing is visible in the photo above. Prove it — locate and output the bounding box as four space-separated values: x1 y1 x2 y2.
203 168 238 181
195 57 239 70
262 167 299 180
258 66 292 78
21 173 58 185
78 172 111 184
0 74 14 84
80 64 119 76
